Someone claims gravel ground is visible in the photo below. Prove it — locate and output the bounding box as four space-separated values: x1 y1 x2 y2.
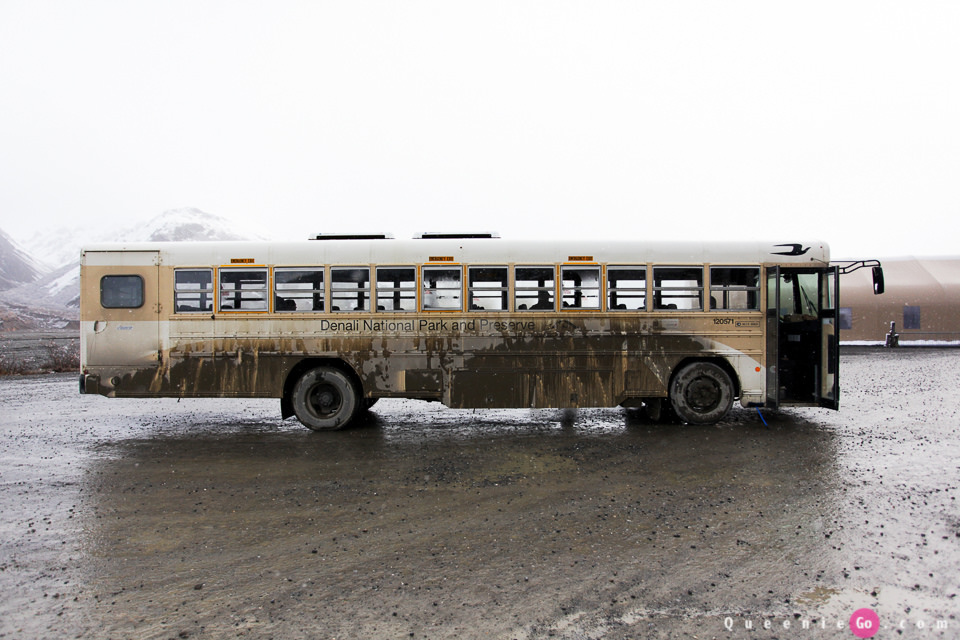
0 349 958 639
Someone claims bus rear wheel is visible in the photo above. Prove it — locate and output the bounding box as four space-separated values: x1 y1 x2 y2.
291 367 360 431
669 362 734 425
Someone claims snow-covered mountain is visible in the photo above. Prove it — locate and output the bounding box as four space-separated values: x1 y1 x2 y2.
21 208 267 271
1 208 268 328
0 229 45 291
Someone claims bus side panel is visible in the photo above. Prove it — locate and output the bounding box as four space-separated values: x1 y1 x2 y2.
155 331 442 400
91 314 765 409
447 325 761 409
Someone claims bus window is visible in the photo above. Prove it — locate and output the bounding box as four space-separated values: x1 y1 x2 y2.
710 267 760 310
779 272 819 319
515 266 555 311
174 269 213 313
561 266 600 309
654 266 703 311
331 267 371 312
468 266 508 311
607 267 646 311
422 266 463 311
275 268 324 312
219 268 268 312
101 275 144 309
376 267 417 312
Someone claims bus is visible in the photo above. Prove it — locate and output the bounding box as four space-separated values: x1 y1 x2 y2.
78 235 883 430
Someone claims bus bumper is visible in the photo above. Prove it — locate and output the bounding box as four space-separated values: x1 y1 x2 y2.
79 373 100 395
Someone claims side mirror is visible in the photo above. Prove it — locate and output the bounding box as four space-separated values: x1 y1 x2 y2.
872 266 885 295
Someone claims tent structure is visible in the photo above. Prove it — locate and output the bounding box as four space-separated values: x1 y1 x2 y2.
838 256 960 344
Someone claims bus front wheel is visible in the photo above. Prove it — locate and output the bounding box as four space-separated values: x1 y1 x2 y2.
291 367 360 431
669 362 734 425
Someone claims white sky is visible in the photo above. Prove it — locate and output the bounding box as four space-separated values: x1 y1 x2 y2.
1 1 958 258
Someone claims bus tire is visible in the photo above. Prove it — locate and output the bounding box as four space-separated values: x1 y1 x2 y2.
669 362 734 425
291 367 360 431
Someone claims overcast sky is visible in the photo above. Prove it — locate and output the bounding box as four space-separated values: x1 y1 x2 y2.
1 1 958 258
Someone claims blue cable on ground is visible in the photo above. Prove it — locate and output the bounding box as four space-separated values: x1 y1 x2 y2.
756 407 768 427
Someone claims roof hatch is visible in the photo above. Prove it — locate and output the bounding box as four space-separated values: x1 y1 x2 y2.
309 233 394 240
414 232 500 239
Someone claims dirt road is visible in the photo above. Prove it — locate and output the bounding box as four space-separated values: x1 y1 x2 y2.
1 349 957 639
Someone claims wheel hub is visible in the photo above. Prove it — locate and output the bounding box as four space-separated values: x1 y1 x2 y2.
310 384 341 416
686 376 720 411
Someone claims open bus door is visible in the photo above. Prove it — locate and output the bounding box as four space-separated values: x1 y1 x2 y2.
820 267 839 409
765 267 780 410
766 265 839 409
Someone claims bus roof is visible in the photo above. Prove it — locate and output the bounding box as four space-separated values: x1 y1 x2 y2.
80 238 830 266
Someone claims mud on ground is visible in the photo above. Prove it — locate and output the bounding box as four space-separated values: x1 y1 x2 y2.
0 349 958 639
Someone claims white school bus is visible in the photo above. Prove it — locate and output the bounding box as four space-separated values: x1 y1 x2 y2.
78 235 882 430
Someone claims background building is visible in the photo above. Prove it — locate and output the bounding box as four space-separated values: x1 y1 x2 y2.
839 257 960 344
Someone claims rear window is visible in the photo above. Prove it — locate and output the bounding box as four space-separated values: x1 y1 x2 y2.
101 275 144 309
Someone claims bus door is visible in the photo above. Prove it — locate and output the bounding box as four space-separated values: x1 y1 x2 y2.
819 267 839 408
766 266 839 408
82 250 162 371
765 267 780 409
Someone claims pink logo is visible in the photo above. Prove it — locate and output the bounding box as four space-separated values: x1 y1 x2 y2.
850 608 880 638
